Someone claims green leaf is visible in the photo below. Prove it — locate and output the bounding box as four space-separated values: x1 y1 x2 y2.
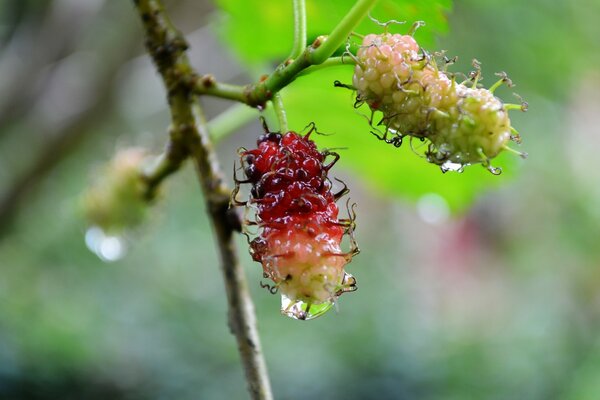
212 0 451 62
281 67 520 213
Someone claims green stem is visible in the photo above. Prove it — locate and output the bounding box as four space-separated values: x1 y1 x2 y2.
310 0 378 64
271 93 288 133
298 56 355 77
194 75 247 102
290 0 307 60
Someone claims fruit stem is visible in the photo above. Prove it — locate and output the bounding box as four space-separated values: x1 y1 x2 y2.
290 0 307 60
298 56 355 77
272 92 289 133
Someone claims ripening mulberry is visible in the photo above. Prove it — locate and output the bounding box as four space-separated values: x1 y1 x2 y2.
351 30 526 173
233 126 358 320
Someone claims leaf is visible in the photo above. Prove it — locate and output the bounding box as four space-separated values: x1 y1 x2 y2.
212 0 451 63
280 67 520 212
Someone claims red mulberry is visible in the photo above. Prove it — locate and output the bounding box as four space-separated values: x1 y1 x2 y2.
351 28 526 173
233 125 358 320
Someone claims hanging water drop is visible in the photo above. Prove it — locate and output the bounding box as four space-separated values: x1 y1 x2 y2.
440 160 465 173
279 272 357 320
280 294 334 321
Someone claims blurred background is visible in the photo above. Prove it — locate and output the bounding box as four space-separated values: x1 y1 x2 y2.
1 0 600 399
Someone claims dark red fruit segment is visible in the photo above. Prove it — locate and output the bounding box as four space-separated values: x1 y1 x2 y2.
237 130 357 306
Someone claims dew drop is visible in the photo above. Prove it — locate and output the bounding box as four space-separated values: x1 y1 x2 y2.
85 226 127 262
440 160 465 173
280 294 334 321
279 272 357 321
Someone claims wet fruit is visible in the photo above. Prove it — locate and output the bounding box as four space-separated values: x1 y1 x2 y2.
233 124 358 320
351 28 526 173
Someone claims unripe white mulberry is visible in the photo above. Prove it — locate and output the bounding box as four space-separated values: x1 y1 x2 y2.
352 31 525 172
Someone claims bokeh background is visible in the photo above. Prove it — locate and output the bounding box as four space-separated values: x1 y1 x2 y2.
1 0 600 399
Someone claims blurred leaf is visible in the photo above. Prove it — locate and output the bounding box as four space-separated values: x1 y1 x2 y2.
439 0 600 98
213 0 451 62
281 67 520 212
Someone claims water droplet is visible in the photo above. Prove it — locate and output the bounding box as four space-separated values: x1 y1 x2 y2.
85 226 127 262
279 272 357 320
440 160 465 173
280 294 334 321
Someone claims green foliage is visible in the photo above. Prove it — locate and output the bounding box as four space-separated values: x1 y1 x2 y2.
440 0 600 98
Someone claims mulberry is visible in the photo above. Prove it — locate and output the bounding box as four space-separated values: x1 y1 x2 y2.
233 123 358 320
350 26 526 173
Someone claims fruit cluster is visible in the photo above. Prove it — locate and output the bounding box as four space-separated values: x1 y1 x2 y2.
234 126 357 320
351 30 525 172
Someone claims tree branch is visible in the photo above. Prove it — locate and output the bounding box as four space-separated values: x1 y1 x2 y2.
132 1 273 399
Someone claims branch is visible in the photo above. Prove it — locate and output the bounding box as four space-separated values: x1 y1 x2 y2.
140 103 259 200
132 1 273 399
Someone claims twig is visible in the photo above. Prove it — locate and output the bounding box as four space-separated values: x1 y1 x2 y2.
132 1 273 399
